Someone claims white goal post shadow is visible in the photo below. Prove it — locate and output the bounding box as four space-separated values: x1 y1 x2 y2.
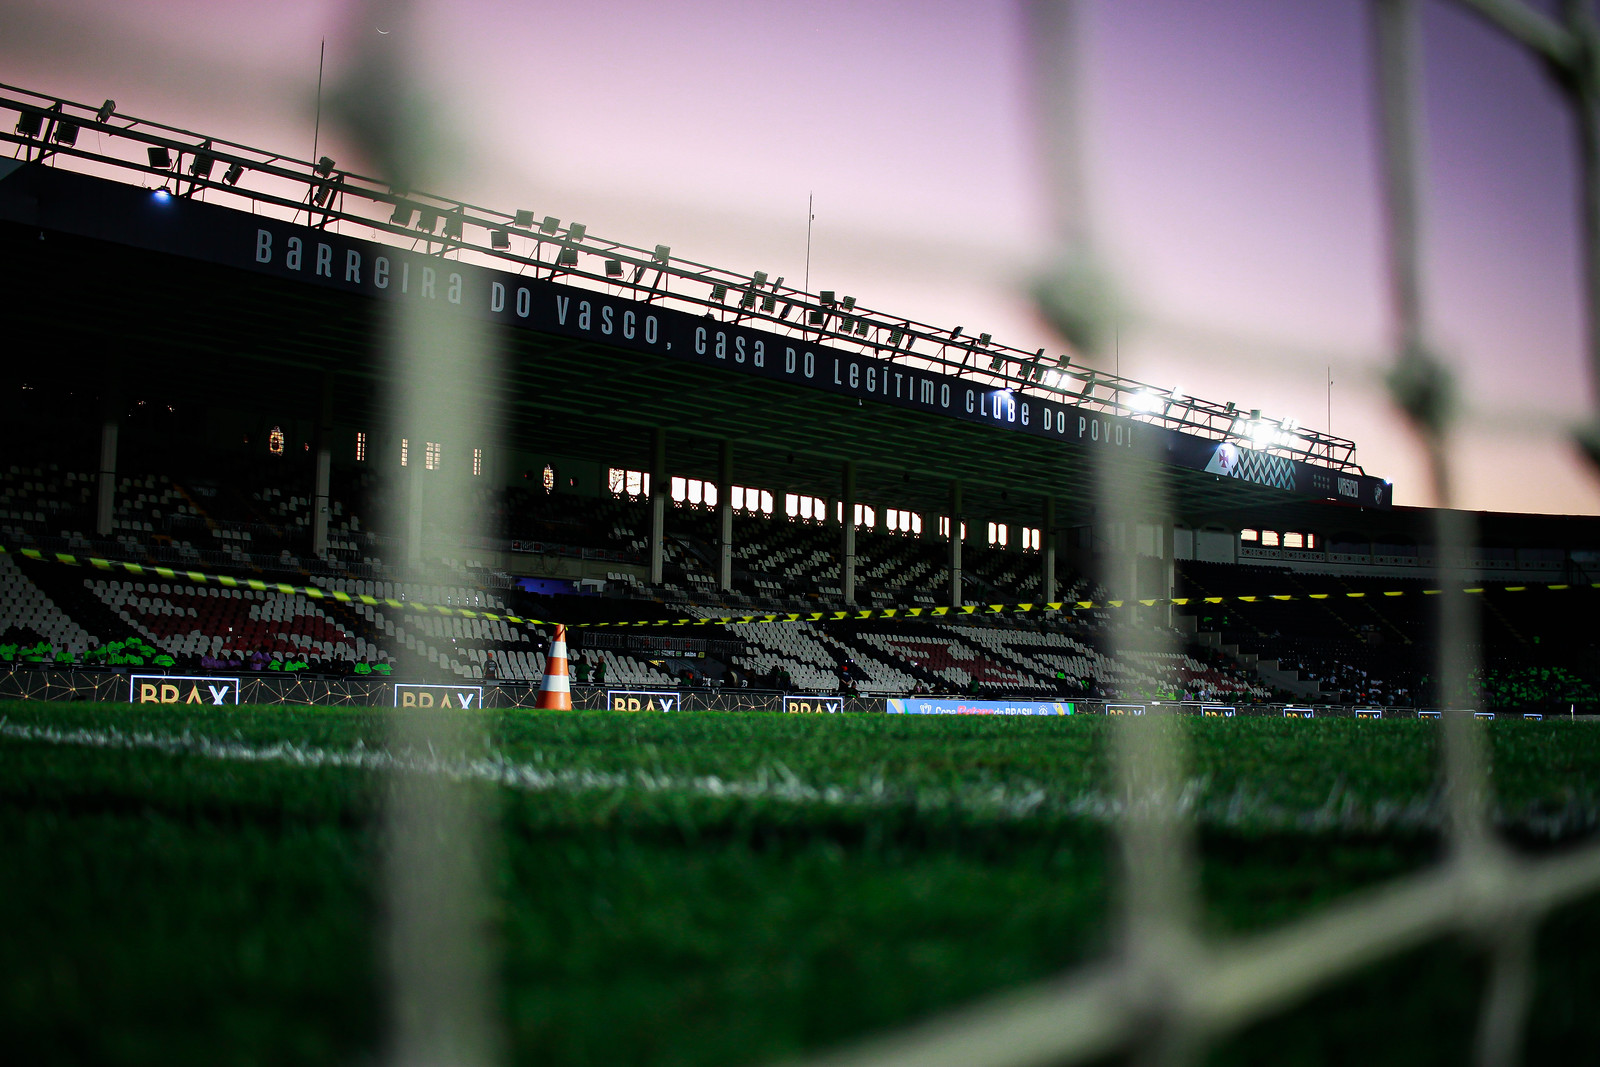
787 2 1600 1066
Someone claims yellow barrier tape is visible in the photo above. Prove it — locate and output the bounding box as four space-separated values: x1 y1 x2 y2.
3 544 1589 633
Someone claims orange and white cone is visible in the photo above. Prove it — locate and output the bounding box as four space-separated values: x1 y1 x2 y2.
536 624 573 710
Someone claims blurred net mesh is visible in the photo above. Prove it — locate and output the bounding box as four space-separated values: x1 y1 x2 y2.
9 0 1598 1063
327 1 1600 1064
780 3 1600 1067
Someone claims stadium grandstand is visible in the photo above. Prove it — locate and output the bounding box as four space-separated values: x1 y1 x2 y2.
1 79 1598 717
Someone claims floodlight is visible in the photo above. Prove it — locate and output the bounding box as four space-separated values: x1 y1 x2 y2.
222 162 244 186
314 155 335 177
739 290 756 309
189 151 215 179
652 244 670 263
490 229 510 250
390 200 415 226
855 320 869 335
842 295 856 310
949 326 963 340
512 209 535 228
557 247 578 266
566 223 586 242
989 354 1005 371
147 146 172 169
820 290 836 306
605 258 623 277
312 183 332 207
761 295 776 312
52 121 79 146
1223 401 1235 414
96 99 115 123
888 328 904 347
1130 391 1160 413
809 310 825 325
416 208 439 231
752 271 768 287
444 213 464 238
978 332 992 346
14 110 42 137
710 284 727 302
539 216 560 234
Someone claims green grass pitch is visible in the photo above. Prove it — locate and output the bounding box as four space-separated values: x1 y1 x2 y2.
2 700 1598 1066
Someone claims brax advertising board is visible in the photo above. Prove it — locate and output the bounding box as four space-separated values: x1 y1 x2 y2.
130 674 240 704
886 699 1075 716
0 162 1390 507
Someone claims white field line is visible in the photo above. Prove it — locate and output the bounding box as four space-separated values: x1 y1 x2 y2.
2 720 1596 837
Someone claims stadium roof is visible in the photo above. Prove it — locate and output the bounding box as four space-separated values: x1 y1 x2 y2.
0 83 1397 533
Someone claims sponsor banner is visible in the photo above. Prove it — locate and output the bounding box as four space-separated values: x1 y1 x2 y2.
1355 707 1384 719
130 674 240 704
605 689 681 712
783 695 843 714
1284 706 1316 718
393 683 483 709
1105 703 1145 716
1199 705 1236 717
0 164 1391 508
886 698 1074 716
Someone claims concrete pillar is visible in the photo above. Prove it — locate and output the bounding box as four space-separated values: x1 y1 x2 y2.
841 460 858 605
406 442 424 567
717 439 734 592
649 427 666 585
1161 524 1177 625
96 410 118 539
1042 495 1057 604
312 374 334 558
948 479 963 607
1125 521 1141 602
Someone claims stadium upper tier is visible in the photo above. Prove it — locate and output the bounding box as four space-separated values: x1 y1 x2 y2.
0 81 1390 528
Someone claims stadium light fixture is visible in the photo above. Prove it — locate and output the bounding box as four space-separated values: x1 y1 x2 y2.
52 120 79 146
753 271 768 287
489 229 510 250
189 146 215 179
539 216 560 235
147 146 172 170
652 244 671 264
512 209 534 228
390 200 415 226
222 162 244 186
95 99 115 123
605 259 623 277
314 155 335 177
14 110 43 138
710 284 728 303
566 223 586 242
557 247 578 267
444 212 464 239
416 208 439 232
1130 391 1161 414
820 290 837 306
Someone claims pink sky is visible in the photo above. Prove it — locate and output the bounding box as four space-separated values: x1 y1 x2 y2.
4 0 1597 513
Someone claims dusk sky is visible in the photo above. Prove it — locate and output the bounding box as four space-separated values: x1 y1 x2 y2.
4 0 1597 514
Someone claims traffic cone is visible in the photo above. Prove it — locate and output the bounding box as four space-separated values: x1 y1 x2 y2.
536 624 573 710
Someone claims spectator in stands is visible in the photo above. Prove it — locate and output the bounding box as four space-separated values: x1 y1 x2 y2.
575 659 591 684
483 651 498 681
594 660 607 685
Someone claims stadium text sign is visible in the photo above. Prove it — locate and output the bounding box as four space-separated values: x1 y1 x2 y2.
886 698 1074 716
0 165 1392 508
129 674 240 705
783 695 843 714
606 689 680 712
393 683 483 709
